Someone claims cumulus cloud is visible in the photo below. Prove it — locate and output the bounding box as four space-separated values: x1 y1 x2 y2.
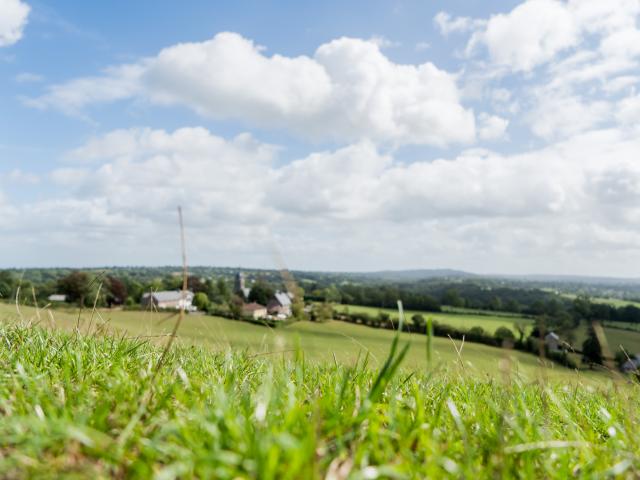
0 0 30 47
4 125 640 273
28 32 476 147
467 0 579 72
461 0 640 73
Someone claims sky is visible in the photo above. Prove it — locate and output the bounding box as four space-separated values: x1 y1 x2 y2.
1 0 639 276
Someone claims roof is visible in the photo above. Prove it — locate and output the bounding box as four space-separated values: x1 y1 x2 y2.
142 290 194 303
545 332 560 341
273 291 292 307
243 302 266 312
241 287 251 298
48 294 67 302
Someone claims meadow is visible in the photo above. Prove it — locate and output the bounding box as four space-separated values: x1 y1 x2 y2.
334 303 533 334
0 303 571 380
1 314 639 478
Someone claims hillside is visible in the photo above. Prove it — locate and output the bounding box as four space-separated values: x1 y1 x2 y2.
0 303 589 380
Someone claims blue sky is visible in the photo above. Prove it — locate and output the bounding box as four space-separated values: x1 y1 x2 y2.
1 0 640 275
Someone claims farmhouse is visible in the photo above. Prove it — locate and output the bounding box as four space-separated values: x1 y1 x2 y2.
267 291 293 317
141 290 195 311
47 294 67 303
544 331 561 352
242 302 268 319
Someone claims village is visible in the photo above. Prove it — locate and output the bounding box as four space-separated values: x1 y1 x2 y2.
134 272 293 320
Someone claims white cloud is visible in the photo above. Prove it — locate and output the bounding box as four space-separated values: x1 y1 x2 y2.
4 126 640 274
0 0 30 47
527 94 611 139
477 113 508 141
462 0 640 74
24 64 144 116
28 32 476 147
617 94 640 125
468 0 579 72
433 11 484 36
15 71 42 83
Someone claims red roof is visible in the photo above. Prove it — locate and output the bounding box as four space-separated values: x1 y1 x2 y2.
243 302 266 312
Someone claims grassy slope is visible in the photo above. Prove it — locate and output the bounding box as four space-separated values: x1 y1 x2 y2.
0 303 592 381
334 303 533 334
1 323 639 478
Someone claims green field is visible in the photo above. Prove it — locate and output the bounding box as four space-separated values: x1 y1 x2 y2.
557 292 640 309
573 322 640 356
605 321 640 332
334 303 533 334
0 303 590 382
1 319 639 478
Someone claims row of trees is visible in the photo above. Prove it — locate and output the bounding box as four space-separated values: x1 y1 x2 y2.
304 281 569 315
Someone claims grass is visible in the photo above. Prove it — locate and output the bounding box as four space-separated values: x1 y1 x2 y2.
334 303 533 335
557 293 640 309
1 319 639 478
572 322 640 356
0 303 590 381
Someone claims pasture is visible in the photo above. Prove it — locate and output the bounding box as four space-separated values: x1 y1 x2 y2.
334 303 533 335
0 303 591 381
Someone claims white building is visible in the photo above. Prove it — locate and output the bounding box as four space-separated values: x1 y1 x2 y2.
141 290 195 311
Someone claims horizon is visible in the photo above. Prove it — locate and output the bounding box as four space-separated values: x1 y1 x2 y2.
3 263 640 282
2 0 640 276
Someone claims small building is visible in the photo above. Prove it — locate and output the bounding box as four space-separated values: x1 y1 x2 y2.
267 291 292 317
47 294 67 303
621 354 640 373
141 290 195 311
242 302 267 319
545 331 561 352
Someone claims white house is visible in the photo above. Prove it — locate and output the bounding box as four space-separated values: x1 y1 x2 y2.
267 291 293 317
141 290 195 311
47 294 67 303
544 332 561 352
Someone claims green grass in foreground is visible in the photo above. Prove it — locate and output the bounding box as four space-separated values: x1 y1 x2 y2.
1 323 639 478
0 303 591 381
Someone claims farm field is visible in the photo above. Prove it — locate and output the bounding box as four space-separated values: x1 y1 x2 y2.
605 321 640 332
557 292 640 309
572 322 640 356
0 303 591 381
334 303 533 334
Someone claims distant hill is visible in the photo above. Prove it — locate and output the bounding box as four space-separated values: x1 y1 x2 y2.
352 269 476 282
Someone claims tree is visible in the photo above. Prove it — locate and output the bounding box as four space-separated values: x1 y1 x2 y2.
0 271 15 299
193 292 210 311
411 314 425 330
57 271 92 306
106 276 127 306
582 324 603 367
229 296 243 319
572 295 592 321
187 276 207 294
442 288 464 308
313 302 333 322
494 326 515 344
248 279 275 306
